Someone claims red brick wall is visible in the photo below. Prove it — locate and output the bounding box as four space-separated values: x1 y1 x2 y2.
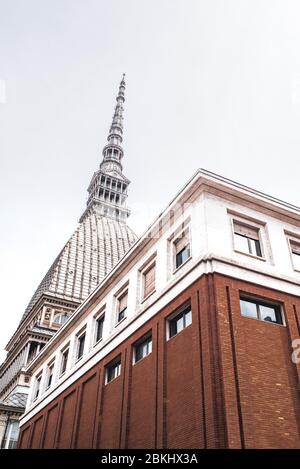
214 275 300 448
18 273 300 449
42 403 59 448
56 389 77 448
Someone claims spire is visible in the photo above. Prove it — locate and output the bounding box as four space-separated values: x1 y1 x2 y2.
101 73 126 171
80 75 131 223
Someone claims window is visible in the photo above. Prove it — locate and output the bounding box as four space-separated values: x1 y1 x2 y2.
168 305 192 339
1 420 19 449
106 358 121 384
46 361 55 389
134 334 152 364
233 221 262 257
53 313 69 325
174 230 191 269
34 374 42 400
240 297 283 325
117 291 128 323
143 263 156 299
76 331 86 361
60 347 69 376
290 239 300 270
95 314 105 344
27 341 40 364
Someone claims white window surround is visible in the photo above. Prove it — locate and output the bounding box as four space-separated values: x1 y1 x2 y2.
32 373 43 402
74 327 87 363
93 310 105 346
285 231 300 272
45 359 55 391
168 219 192 274
114 282 129 326
59 343 70 377
139 253 157 302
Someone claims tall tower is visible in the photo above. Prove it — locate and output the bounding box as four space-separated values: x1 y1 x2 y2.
80 74 130 222
0 76 137 449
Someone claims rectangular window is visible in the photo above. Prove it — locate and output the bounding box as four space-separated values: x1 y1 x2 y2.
46 361 55 389
2 420 19 449
34 374 42 400
174 230 191 269
76 331 86 361
106 358 121 384
60 347 69 376
95 314 105 344
117 291 128 323
290 240 300 270
134 334 152 364
143 263 156 299
168 305 192 339
233 221 262 257
240 297 283 325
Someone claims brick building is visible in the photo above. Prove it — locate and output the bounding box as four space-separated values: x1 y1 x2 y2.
17 168 300 449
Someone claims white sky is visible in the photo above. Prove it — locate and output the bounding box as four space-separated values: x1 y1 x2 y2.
1 0 300 362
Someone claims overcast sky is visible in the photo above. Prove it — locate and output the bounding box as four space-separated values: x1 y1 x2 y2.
1 0 300 361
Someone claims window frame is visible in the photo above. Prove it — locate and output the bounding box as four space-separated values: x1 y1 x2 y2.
45 359 55 390
94 311 105 345
286 232 300 272
167 303 192 340
33 373 43 401
172 227 192 272
141 260 156 301
59 345 70 377
115 287 128 325
52 312 69 326
75 328 86 362
239 295 285 326
105 357 121 384
2 420 19 449
133 332 153 364
232 218 265 260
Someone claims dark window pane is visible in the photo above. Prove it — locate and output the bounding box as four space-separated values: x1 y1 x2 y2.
118 307 127 322
77 333 85 359
169 317 178 337
96 316 104 342
61 349 69 375
107 361 121 383
47 368 53 388
175 245 190 268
